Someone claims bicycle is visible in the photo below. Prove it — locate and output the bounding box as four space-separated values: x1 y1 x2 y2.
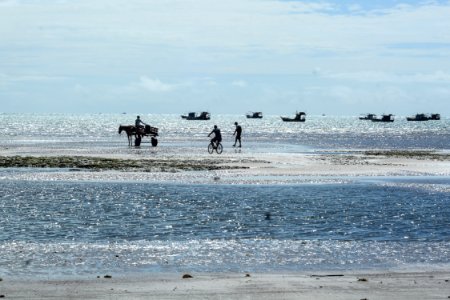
208 140 223 154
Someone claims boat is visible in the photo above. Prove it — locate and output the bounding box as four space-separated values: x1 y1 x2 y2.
430 113 441 120
246 112 263 119
407 113 441 121
359 113 377 120
181 111 210 120
407 113 430 121
280 112 306 122
371 114 394 122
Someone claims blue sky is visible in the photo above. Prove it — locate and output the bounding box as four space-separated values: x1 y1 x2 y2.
1 0 450 115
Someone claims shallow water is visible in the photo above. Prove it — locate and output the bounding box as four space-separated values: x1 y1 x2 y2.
0 113 449 278
0 179 449 277
1 113 449 153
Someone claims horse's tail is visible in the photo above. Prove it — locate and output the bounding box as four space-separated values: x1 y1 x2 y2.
118 125 122 134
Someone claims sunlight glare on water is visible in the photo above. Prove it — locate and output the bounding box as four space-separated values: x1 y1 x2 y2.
0 113 449 278
0 180 449 277
1 113 449 151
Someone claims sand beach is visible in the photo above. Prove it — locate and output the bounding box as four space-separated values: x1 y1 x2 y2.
1 271 450 299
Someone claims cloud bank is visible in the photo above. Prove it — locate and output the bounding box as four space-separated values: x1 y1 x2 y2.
1 0 450 114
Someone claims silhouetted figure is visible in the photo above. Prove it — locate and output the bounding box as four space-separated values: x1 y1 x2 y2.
208 125 222 147
135 115 147 136
135 115 147 128
233 122 242 147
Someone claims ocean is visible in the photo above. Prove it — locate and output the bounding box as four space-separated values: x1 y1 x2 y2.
1 113 449 152
0 113 449 278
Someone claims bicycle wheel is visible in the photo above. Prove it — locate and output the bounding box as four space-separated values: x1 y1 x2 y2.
215 143 223 154
208 143 214 154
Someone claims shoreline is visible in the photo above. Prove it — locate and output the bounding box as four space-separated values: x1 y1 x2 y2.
1 271 449 299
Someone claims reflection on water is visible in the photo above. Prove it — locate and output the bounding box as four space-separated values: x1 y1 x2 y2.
1 113 449 277
0 180 449 276
1 113 449 152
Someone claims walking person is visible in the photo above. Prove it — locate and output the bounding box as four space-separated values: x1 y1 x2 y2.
233 122 242 147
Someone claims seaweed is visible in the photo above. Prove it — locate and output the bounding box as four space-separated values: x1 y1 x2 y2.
0 155 249 172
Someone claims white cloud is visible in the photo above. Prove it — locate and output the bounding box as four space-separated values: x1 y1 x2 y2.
322 70 450 83
137 77 176 92
0 73 66 90
3 0 449 55
347 4 362 12
2 0 450 114
123 76 222 95
0 73 66 83
232 80 247 87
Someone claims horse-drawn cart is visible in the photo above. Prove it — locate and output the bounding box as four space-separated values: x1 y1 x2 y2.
118 124 159 146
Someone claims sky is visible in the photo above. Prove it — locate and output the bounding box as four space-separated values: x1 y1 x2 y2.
1 0 450 116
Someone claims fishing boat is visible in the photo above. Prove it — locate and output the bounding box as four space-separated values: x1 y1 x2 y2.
407 113 430 121
246 112 263 119
430 113 441 120
181 112 210 120
280 112 306 122
359 113 377 120
407 113 441 121
371 114 394 122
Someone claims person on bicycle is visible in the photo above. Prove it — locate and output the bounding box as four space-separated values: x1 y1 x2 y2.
208 125 222 148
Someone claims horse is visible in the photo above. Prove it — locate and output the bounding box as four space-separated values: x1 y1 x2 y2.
118 125 136 146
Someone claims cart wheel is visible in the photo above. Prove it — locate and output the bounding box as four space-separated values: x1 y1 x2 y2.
216 143 223 154
208 143 214 154
151 137 158 147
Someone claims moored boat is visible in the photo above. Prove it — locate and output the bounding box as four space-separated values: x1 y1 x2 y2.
406 113 441 121
407 113 429 121
359 113 377 120
430 113 441 120
181 112 211 120
371 114 394 122
246 112 263 119
280 112 306 122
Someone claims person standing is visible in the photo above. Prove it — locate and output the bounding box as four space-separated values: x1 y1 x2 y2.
233 122 242 147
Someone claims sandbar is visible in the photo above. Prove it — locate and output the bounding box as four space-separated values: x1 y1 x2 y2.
0 149 449 184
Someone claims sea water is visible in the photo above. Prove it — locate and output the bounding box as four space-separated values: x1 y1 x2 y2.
0 113 449 277
1 113 449 152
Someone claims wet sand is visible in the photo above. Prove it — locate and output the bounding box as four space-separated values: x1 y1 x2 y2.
1 149 449 184
1 271 449 299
